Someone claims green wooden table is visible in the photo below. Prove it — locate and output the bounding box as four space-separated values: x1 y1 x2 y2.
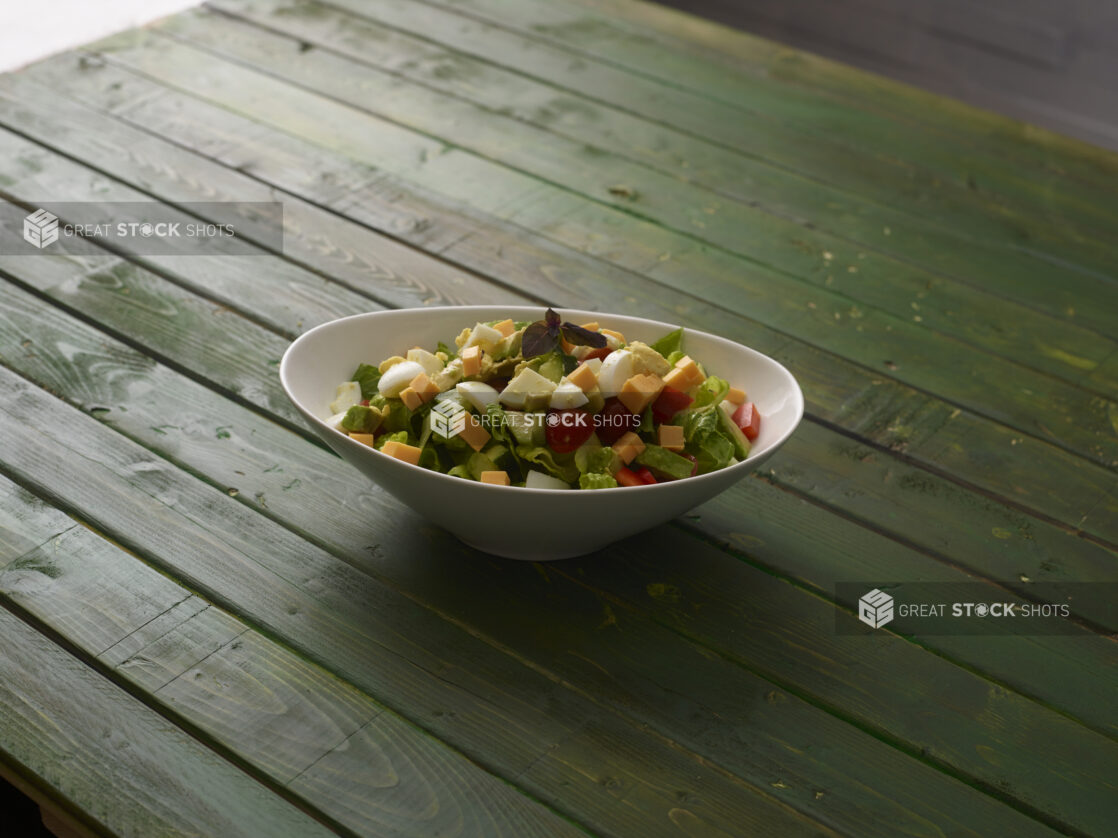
0 0 1115 835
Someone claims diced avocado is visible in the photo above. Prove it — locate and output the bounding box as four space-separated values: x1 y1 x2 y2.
340 404 382 433
634 444 695 481
505 411 546 446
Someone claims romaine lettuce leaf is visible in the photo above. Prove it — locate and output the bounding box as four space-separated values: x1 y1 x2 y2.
649 327 683 359
350 363 381 399
515 445 579 483
579 472 618 490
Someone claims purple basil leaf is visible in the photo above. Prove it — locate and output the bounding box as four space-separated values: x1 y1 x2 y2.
544 307 562 330
561 323 608 348
521 320 557 358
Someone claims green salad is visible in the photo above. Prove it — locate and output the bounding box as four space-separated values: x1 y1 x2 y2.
326 309 762 489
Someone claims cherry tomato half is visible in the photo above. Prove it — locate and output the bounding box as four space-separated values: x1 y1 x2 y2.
545 409 594 453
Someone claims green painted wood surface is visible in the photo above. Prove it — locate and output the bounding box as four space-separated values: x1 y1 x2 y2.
0 256 1113 833
0 1 1115 835
11 53 1118 549
0 603 338 838
0 322 1084 837
415 0 1118 231
209 0 1118 361
65 27 1118 471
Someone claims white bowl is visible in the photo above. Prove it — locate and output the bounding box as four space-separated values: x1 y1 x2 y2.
280 306 803 560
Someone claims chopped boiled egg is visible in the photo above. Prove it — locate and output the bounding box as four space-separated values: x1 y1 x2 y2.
456 380 501 413
329 381 362 414
378 360 426 398
462 323 503 354
406 347 445 377
550 380 589 410
525 471 571 490
499 368 557 410
596 349 634 397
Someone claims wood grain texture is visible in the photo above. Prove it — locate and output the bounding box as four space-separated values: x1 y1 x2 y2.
0 604 337 838
0 480 588 838
15 49 1118 546
0 278 1109 836
0 363 835 838
209 0 1118 361
418 0 1118 229
72 25 1118 470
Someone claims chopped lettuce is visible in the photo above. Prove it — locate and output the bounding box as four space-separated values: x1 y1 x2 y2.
674 377 737 474
379 399 412 434
575 441 619 475
466 450 499 480
579 472 618 490
649 327 684 359
350 363 381 399
516 445 579 484
634 445 694 480
376 430 409 450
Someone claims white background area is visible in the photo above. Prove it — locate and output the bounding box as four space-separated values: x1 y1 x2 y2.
0 0 201 73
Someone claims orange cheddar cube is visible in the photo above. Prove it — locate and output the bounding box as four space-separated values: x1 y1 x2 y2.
409 372 440 402
461 345 482 377
348 433 376 447
492 318 516 338
458 413 491 452
381 440 422 465
611 431 646 465
600 328 625 344
579 321 600 331
618 373 665 415
480 470 510 486
658 424 686 452
664 355 705 391
565 363 599 393
399 386 423 411
726 386 747 405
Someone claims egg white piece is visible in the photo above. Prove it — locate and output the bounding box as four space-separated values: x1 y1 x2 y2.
596 350 634 397
378 360 426 397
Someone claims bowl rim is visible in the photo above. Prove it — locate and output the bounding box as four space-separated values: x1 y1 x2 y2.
280 306 804 495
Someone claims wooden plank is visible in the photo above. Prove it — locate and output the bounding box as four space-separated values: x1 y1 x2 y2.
0 485 589 838
3 248 1115 720
565 0 1118 169
16 49 1118 543
0 359 1074 838
418 0 1118 228
0 279 1110 835
1 68 1115 551
0 604 338 838
75 25 1118 469
0 367 835 838
210 0 1118 347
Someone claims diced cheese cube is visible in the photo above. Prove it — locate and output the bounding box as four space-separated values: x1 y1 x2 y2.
480 470 511 486
381 440 422 465
726 386 746 405
463 323 503 353
456 381 500 413
666 355 705 391
461 345 482 377
611 431 646 465
565 362 598 393
600 328 625 345
378 360 426 397
399 387 423 411
491 318 516 338
618 373 665 415
406 348 445 376
329 381 362 414
409 372 440 403
550 380 589 409
579 321 600 331
458 413 491 452
658 424 686 452
348 433 376 447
